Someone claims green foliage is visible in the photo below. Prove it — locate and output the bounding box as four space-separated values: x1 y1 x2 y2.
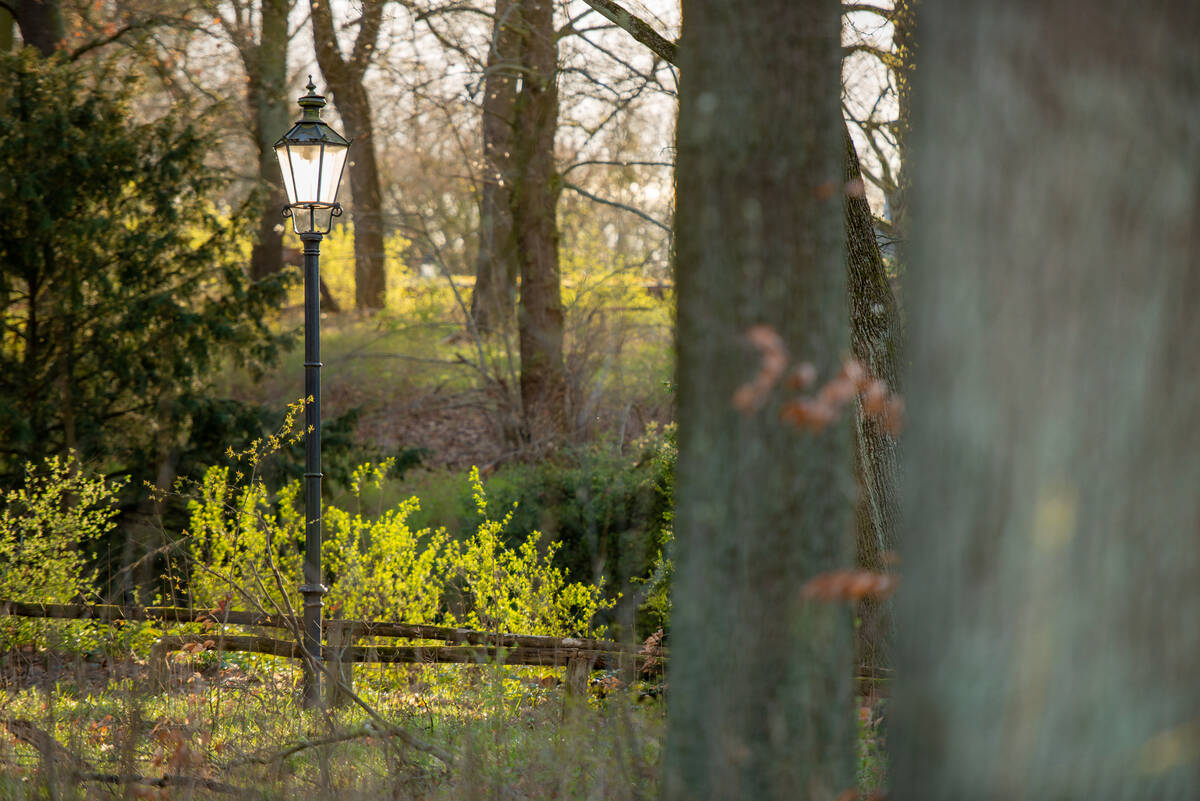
632 423 675 632
0 455 125 648
857 700 888 794
322 460 450 624
185 462 609 638
453 428 673 636
0 50 288 484
185 465 301 615
444 467 611 636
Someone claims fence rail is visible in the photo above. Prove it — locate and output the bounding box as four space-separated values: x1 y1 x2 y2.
0 600 666 697
0 600 634 653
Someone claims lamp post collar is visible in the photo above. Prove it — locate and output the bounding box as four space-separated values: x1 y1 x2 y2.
298 75 326 121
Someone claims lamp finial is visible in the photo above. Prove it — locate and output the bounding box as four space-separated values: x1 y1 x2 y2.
298 77 326 116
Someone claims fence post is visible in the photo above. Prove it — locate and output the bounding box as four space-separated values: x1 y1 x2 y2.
565 652 590 697
150 638 169 689
326 618 354 707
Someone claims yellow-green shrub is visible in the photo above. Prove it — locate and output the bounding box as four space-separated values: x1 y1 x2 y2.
0 455 125 649
443 467 612 637
186 463 610 638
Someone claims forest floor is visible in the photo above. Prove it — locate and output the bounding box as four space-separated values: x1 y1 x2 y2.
0 642 668 801
0 645 886 800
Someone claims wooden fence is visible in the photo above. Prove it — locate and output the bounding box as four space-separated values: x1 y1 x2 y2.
0 600 665 699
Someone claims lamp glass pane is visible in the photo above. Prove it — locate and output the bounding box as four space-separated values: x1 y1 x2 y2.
317 144 348 204
287 143 324 204
274 143 298 204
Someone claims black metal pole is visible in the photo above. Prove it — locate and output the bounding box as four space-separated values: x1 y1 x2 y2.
299 231 326 707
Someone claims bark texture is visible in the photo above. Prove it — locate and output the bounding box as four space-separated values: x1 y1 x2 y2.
311 0 387 310
664 1 854 799
511 0 566 442
894 2 1200 798
845 129 901 672
470 0 521 334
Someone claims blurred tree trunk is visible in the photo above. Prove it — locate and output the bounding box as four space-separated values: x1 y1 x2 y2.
511 0 566 441
246 0 290 282
664 1 853 800
12 0 64 56
894 2 1200 798
577 0 902 672
311 0 387 310
470 0 520 334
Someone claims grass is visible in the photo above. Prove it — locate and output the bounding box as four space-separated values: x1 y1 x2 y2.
0 648 667 800
219 220 674 465
0 648 886 799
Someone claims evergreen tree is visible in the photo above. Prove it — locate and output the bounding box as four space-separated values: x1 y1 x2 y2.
0 50 287 484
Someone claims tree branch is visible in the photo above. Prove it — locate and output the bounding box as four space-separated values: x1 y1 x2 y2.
562 159 674 175
310 0 347 76
577 0 677 65
225 725 421 768
349 0 384 74
68 16 177 62
1 719 245 795
562 180 671 233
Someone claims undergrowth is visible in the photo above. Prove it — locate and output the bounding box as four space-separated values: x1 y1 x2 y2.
0 448 886 800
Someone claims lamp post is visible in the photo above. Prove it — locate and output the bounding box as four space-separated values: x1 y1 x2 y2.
273 76 350 707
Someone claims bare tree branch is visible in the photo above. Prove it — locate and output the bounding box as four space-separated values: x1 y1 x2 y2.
69 15 184 62
562 159 674 175
562 180 671 233
577 0 678 65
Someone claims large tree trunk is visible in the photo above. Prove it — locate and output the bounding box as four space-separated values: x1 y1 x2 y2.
574 0 903 671
511 0 566 442
310 0 387 311
13 0 64 56
664 1 853 799
248 0 290 282
470 0 520 334
894 2 1200 798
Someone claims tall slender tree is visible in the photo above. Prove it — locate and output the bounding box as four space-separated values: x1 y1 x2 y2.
469 0 520 334
665 1 853 799
310 0 388 310
510 0 566 441
894 2 1200 798
216 0 292 282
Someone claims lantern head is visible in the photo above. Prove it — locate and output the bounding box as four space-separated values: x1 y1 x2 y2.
273 77 350 235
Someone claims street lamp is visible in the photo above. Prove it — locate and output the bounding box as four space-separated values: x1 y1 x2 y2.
274 76 350 707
